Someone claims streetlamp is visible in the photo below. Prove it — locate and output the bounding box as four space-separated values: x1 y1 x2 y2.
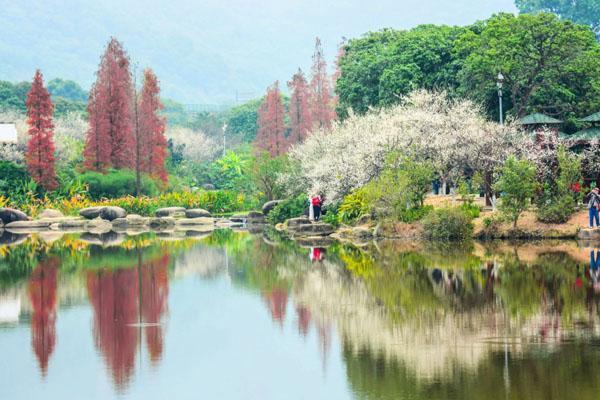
222 123 228 157
497 72 504 125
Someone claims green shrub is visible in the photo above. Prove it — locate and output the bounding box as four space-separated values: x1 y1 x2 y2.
79 169 159 199
267 194 307 224
459 202 480 219
321 203 340 227
421 208 474 241
536 194 575 223
0 161 29 196
494 156 537 228
338 191 369 223
398 205 433 223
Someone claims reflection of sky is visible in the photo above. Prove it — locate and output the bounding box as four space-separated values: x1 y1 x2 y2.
0 276 351 400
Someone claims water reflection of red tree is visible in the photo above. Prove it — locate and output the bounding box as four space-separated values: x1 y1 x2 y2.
296 305 311 337
141 255 169 363
86 254 170 390
28 257 59 376
262 288 288 326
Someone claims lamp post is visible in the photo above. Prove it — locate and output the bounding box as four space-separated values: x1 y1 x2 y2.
497 72 504 125
222 123 228 157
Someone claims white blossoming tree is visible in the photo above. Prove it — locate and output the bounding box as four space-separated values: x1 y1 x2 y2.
285 90 538 204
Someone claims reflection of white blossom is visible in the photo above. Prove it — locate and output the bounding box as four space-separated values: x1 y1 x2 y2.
285 90 543 202
166 126 218 163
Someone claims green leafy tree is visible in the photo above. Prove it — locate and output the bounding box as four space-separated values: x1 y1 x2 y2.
516 0 600 38
250 153 288 201
336 25 465 117
494 156 538 228
457 12 600 120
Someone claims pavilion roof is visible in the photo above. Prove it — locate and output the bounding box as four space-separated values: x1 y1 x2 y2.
564 127 600 142
517 113 562 125
580 112 600 123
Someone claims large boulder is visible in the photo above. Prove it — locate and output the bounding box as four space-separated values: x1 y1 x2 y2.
291 222 335 237
0 208 28 224
149 217 176 230
5 220 52 231
155 207 186 217
79 206 105 219
85 218 112 234
99 206 127 221
262 200 282 216
176 217 214 226
287 217 311 229
112 214 149 228
246 211 265 224
201 183 216 191
38 209 64 219
185 208 212 218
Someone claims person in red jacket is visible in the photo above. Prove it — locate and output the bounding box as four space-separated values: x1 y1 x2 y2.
311 195 322 221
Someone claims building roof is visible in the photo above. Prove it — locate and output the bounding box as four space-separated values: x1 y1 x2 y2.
564 127 600 142
0 123 18 143
517 113 563 125
580 112 600 123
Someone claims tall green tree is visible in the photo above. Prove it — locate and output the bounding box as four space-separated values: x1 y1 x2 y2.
515 0 600 38
456 12 600 120
335 25 465 117
494 156 537 228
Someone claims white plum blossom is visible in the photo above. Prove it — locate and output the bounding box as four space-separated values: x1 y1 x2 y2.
165 126 218 163
285 90 540 202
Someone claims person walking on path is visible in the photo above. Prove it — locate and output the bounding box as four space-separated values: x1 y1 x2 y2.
585 187 600 228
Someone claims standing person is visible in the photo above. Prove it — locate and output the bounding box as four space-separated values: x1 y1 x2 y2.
308 194 314 221
312 194 322 221
585 187 600 228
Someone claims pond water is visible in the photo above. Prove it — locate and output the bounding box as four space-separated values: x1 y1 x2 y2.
1 229 600 399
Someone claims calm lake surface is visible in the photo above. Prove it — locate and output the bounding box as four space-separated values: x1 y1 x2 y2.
1 229 600 399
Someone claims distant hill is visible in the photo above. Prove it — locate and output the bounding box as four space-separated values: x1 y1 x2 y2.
0 0 516 103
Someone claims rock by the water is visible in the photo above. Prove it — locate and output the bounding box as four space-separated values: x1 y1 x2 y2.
99 206 126 221
53 219 87 230
287 217 311 229
229 214 247 223
5 220 52 231
578 228 600 240
79 206 105 219
176 217 214 226
85 218 112 234
291 222 335 237
0 208 28 224
201 183 216 190
149 217 176 229
185 208 212 218
262 200 282 215
38 209 64 219
112 214 149 228
247 211 265 224
155 207 186 217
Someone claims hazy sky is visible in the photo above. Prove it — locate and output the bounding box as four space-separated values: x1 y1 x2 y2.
0 0 517 103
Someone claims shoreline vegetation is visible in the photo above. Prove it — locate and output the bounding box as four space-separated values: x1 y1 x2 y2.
2 13 600 245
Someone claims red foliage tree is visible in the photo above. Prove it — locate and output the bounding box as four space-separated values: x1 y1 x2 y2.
84 37 134 171
25 70 57 190
331 41 347 111
138 69 168 183
309 37 336 131
83 84 111 171
255 81 287 157
287 69 312 145
28 257 59 376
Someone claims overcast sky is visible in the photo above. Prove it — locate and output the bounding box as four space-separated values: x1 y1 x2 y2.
0 0 517 103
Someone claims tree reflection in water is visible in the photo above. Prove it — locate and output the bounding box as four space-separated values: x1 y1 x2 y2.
86 250 169 390
28 257 59 377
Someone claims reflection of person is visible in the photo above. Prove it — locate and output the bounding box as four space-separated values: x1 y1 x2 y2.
590 250 600 292
309 247 325 262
